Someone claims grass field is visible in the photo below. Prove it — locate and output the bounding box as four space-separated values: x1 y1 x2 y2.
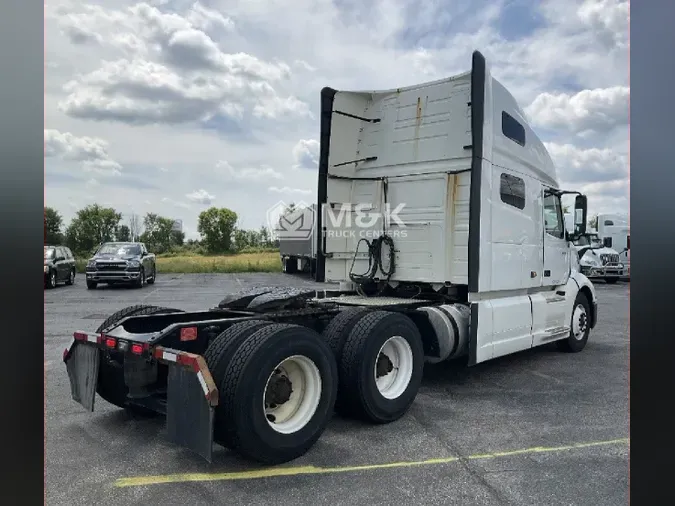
75 251 282 274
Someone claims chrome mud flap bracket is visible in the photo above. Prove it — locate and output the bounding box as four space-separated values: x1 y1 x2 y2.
154 347 219 463
64 338 100 412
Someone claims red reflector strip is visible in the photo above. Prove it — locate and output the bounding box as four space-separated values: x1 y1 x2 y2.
177 354 199 372
105 338 117 348
73 332 87 341
152 347 219 405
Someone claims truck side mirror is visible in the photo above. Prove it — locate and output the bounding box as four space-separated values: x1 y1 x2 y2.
574 195 587 237
603 237 612 248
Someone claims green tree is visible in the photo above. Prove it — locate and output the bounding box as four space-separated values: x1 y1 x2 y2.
65 204 122 255
140 213 175 253
171 229 185 247
116 224 131 242
197 207 238 253
259 225 271 247
233 228 249 251
44 206 64 245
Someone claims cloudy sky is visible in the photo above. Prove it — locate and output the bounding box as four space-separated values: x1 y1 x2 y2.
45 0 629 239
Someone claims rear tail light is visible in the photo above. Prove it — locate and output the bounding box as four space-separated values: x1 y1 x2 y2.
105 338 117 348
131 343 144 355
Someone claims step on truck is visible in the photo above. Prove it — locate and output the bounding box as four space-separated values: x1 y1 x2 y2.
64 51 599 465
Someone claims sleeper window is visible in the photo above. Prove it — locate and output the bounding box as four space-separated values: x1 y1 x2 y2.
500 173 526 210
502 111 526 146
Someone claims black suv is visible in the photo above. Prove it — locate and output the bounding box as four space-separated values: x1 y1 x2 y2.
85 242 156 289
44 245 76 289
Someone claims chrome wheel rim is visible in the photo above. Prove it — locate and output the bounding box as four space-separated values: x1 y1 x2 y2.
572 304 588 340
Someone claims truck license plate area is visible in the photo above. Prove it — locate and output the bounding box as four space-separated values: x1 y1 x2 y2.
166 366 215 462
65 343 100 412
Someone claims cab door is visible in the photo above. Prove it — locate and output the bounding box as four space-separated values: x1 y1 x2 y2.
542 190 570 287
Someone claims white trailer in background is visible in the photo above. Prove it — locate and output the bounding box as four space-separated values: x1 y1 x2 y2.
597 213 630 279
277 203 319 276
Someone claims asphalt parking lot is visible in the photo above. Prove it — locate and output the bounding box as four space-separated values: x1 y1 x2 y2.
45 273 629 506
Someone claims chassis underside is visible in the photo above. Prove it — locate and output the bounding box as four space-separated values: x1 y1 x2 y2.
64 285 447 462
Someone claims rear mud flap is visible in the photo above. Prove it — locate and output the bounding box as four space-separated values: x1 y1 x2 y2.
65 342 100 412
166 365 215 463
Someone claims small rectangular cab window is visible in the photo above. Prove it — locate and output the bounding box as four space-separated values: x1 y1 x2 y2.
500 173 526 210
502 111 526 146
543 192 565 239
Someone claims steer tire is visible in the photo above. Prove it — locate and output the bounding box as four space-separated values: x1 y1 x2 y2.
204 319 275 445
217 323 338 464
95 305 183 413
337 310 424 424
557 293 591 353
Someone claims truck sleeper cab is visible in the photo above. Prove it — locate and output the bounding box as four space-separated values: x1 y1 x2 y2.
64 51 598 466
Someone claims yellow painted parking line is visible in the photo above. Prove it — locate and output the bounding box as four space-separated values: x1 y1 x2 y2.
114 437 628 488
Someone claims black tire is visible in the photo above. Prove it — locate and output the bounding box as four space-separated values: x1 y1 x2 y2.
146 265 156 284
322 307 372 360
86 280 97 290
65 268 75 286
337 311 424 424
285 257 297 274
217 323 338 464
46 270 57 289
95 305 183 411
557 292 591 353
134 268 145 288
204 319 275 445
604 277 618 284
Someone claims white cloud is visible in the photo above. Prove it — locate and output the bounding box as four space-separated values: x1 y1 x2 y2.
526 86 629 135
216 160 283 181
545 142 628 185
186 2 235 34
44 128 122 175
185 188 215 205
54 2 307 126
292 139 319 169
269 186 313 195
44 0 629 235
161 197 191 209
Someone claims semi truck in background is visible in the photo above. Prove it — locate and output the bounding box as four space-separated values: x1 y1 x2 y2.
597 213 630 279
565 213 626 283
63 51 599 465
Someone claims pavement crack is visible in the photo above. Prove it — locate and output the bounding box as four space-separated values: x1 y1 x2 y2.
409 405 516 506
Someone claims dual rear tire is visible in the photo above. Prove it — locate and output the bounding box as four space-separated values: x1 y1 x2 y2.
322 309 425 423
204 309 425 464
205 321 337 464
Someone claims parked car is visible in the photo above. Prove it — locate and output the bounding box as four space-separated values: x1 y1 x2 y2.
84 242 156 289
44 245 76 289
